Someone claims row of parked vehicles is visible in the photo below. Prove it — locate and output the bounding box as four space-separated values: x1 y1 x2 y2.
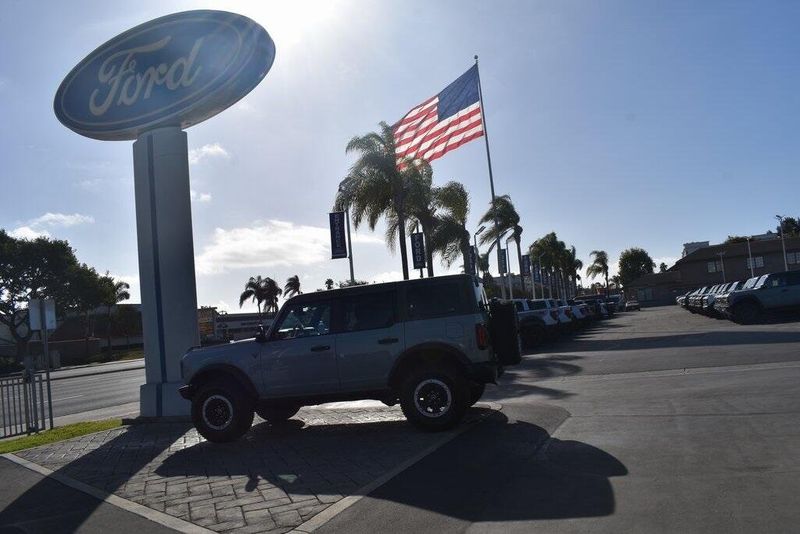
677 270 800 324
512 294 625 348
179 274 630 442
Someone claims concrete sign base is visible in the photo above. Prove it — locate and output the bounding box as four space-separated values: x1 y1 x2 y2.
133 127 200 417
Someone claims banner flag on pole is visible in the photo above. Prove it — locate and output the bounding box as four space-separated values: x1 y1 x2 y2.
521 254 531 276
329 212 348 259
411 233 427 269
393 65 483 168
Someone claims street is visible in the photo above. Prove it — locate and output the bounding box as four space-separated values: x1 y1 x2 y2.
317 306 800 533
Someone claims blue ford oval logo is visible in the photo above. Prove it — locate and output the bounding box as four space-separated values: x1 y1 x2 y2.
54 10 275 141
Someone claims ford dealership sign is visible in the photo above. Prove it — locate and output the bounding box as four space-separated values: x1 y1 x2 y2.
54 10 275 140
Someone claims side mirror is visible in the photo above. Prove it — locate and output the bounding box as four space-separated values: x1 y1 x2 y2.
255 324 267 342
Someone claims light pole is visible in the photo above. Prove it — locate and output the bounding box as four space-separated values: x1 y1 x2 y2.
776 215 788 271
505 235 515 299
473 225 486 276
485 230 510 299
746 237 754 278
717 251 726 283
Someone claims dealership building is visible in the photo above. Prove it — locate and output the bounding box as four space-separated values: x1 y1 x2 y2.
628 235 800 306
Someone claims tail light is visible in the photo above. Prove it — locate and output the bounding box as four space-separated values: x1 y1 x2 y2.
475 323 489 350
565 308 573 317
550 310 559 320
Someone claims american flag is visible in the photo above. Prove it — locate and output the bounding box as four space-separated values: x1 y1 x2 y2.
393 65 484 168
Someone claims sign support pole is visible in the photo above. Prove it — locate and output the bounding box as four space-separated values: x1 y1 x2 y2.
133 127 200 417
345 210 355 284
38 300 54 429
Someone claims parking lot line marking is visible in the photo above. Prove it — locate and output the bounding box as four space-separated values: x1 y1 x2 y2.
288 402 501 534
2 452 216 534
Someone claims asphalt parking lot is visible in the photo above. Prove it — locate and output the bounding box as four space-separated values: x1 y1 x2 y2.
3 305 800 533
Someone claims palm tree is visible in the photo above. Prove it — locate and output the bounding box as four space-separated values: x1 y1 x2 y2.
324 278 334 290
586 250 610 295
284 275 301 298
101 276 130 354
335 122 427 280
479 195 525 294
386 162 438 276
239 276 282 322
563 246 583 298
529 232 566 298
431 181 471 271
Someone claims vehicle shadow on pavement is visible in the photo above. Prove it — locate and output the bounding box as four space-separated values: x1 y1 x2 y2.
0 423 192 533
491 355 583 400
559 330 800 353
320 409 627 528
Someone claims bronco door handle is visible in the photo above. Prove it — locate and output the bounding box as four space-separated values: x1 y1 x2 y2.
310 345 330 352
378 337 399 345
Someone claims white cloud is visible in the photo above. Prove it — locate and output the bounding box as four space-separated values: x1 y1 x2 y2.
9 212 94 240
190 190 212 203
9 226 50 240
653 256 679 271
195 220 384 276
188 143 230 165
28 212 95 227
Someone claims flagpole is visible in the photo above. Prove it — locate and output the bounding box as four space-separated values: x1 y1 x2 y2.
474 55 506 299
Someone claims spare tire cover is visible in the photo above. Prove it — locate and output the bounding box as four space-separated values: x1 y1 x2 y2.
488 299 522 365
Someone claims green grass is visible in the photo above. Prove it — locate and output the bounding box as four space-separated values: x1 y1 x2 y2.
0 419 122 454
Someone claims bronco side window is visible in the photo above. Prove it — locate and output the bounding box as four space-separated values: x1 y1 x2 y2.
273 301 331 340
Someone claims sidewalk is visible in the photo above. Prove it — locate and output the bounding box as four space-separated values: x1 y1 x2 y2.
0 404 495 534
0 456 180 533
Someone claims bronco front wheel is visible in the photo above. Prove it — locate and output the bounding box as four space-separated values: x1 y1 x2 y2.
191 378 254 443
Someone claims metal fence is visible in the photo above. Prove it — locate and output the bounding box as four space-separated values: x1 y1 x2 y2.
0 372 51 439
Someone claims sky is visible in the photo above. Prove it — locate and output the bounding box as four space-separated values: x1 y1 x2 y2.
1 0 798 311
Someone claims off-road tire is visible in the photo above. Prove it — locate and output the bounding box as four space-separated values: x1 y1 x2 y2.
191 377 255 443
399 364 468 431
733 300 761 324
256 405 300 424
469 383 485 406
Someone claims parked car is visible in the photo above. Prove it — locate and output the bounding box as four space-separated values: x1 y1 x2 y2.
180 274 518 443
716 271 800 324
551 298 576 330
512 298 560 347
702 282 742 316
625 299 641 311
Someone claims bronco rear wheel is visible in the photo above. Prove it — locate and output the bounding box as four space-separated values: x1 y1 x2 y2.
400 364 468 431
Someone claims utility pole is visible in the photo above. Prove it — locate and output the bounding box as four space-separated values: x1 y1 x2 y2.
717 251 726 283
776 215 788 271
746 237 754 278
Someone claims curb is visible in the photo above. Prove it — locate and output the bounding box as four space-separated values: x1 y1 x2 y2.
2 452 215 534
288 401 502 534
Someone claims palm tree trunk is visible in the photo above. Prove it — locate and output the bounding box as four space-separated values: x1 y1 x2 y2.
107 306 113 355
397 211 410 280
514 237 526 296
461 240 471 275
423 228 434 278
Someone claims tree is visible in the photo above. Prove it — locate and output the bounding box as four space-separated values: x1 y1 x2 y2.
659 262 668 273
431 181 472 271
725 235 749 244
479 195 525 294
64 263 109 357
100 274 130 354
403 165 438 277
776 216 800 237
338 279 368 288
618 248 656 288
586 250 610 294
529 232 566 298
335 122 429 280
0 231 80 359
563 246 583 297
239 276 282 321
324 278 334 290
114 305 140 349
284 275 301 299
